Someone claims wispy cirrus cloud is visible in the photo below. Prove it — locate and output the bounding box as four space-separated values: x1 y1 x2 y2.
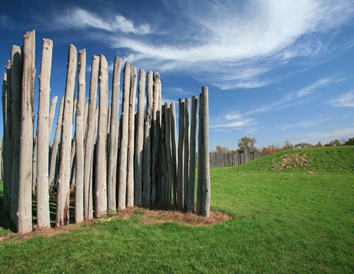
330 90 354 107
211 111 255 129
54 7 150 34
278 117 329 130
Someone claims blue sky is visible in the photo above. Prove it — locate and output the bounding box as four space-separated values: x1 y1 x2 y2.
1 0 354 150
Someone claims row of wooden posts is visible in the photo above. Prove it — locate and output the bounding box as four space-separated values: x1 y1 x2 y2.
1 30 210 233
209 152 262 168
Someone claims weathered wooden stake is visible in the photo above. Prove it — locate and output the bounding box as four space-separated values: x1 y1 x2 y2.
184 98 190 210
134 68 145 206
187 96 198 212
107 57 122 211
49 97 64 190
118 62 131 210
18 30 35 233
75 49 86 223
48 96 58 136
170 102 178 207
142 110 152 207
37 38 53 228
56 44 77 226
165 103 172 205
84 55 100 220
127 66 137 208
95 54 108 217
177 99 185 210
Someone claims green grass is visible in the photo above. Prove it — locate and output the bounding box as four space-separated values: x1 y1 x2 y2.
0 147 353 273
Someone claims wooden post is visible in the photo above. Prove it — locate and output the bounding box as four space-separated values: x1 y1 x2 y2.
146 71 153 111
165 103 172 205
37 38 53 228
142 110 152 207
151 72 161 205
10 46 22 224
48 96 58 137
158 104 167 205
56 44 77 226
134 68 145 206
118 62 130 210
84 55 100 220
200 87 210 217
107 57 122 211
18 30 35 233
95 54 109 217
196 93 203 215
49 97 64 190
170 102 178 207
127 66 137 208
184 98 190 210
2 71 10 212
187 96 198 212
177 99 185 210
75 49 86 223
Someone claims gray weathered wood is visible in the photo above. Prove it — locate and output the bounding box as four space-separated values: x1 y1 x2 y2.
118 62 130 210
142 110 152 207
177 99 185 210
200 87 210 217
48 96 58 137
107 57 122 211
187 96 198 212
18 30 35 233
84 55 100 220
196 92 203 215
134 68 145 206
127 66 137 207
49 97 64 190
183 98 190 210
75 49 86 223
170 102 178 207
2 71 10 212
95 54 109 217
56 44 77 226
165 103 172 205
36 38 53 228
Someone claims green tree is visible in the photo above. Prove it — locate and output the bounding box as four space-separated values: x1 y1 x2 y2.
238 136 257 153
216 145 229 153
345 137 354 145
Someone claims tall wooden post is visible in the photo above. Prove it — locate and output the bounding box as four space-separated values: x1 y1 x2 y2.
184 98 190 210
165 103 172 205
118 62 131 210
187 96 198 212
177 99 185 210
127 66 137 208
84 55 100 220
75 49 86 223
56 44 77 226
94 55 108 217
107 57 122 211
134 68 145 206
49 97 64 190
37 38 53 228
18 30 35 233
48 96 58 136
2 71 10 212
170 102 178 207
142 110 152 207
10 46 22 224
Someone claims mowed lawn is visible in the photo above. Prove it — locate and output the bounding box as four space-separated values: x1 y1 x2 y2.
0 147 353 273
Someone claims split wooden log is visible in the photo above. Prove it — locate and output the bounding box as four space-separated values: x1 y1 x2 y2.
2 70 10 212
177 99 185 210
127 66 137 208
170 102 178 207
48 96 58 137
9 46 22 223
95 54 109 217
187 96 198 212
84 55 100 220
107 57 122 211
165 103 172 205
49 97 64 191
75 49 86 223
134 68 145 206
56 44 77 226
142 110 152 207
36 38 53 228
18 30 35 233
183 98 190 210
118 62 131 210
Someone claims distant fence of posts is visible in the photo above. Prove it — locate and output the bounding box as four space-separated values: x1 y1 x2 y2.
1 30 211 233
209 151 262 168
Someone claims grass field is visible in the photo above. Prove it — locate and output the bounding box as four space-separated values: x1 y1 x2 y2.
0 146 353 273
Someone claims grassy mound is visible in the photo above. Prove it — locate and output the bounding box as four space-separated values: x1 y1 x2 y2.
237 146 354 173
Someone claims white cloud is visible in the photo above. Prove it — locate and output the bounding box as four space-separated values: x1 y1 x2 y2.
308 127 354 140
330 90 354 107
279 117 329 130
55 8 150 34
211 111 255 129
296 78 332 97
